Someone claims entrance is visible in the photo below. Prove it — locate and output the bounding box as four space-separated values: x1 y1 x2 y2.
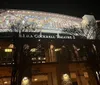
32 74 48 85
32 65 58 85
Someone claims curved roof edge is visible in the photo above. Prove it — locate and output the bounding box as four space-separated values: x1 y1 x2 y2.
0 9 82 21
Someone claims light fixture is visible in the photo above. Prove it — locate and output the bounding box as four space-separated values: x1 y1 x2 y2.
23 77 28 80
43 57 46 60
34 78 38 81
30 48 37 52
22 20 25 24
4 81 8 84
55 48 61 52
62 73 72 85
63 74 69 81
21 77 30 85
5 49 12 52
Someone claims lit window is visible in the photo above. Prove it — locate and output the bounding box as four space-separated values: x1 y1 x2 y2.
5 49 12 52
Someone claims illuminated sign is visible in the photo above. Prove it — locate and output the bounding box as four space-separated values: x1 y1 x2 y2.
20 32 74 39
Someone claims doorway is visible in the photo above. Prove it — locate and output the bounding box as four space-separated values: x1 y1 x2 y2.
32 74 48 85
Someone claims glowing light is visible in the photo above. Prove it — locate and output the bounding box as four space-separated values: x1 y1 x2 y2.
62 74 70 81
30 48 37 52
96 71 98 75
38 39 41 41
23 77 28 80
55 48 61 52
38 57 41 60
22 20 25 24
43 57 46 60
34 78 38 81
5 49 12 52
0 9 82 33
4 81 8 84
22 77 30 85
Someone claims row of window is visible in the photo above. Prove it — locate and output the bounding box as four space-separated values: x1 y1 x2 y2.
0 40 100 64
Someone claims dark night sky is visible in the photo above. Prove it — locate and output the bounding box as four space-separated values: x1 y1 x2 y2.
1 3 100 20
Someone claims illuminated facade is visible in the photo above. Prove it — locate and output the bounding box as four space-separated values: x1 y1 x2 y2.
0 9 98 39
0 9 100 85
0 9 81 31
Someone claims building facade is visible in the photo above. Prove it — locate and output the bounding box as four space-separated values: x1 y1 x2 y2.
0 9 100 85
